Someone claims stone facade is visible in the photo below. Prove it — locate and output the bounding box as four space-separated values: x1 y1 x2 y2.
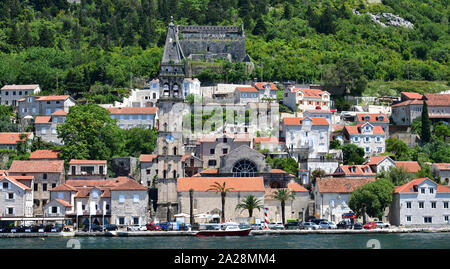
1 84 41 106
18 95 76 119
111 190 149 226
68 160 107 180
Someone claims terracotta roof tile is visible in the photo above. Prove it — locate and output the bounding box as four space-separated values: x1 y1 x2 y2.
177 177 265 192
106 107 157 115
236 87 258 92
401 92 423 100
29 150 60 160
9 160 65 173
34 116 52 124
432 163 450 171
317 177 376 193
395 161 421 173
200 168 219 174
364 156 392 166
287 182 308 192
55 198 72 207
356 113 389 123
50 184 78 192
0 132 32 145
291 88 326 98
254 82 277 91
283 117 330 126
140 154 158 163
253 137 279 143
334 165 375 176
1 84 39 90
344 124 384 135
0 176 32 190
37 95 72 101
395 178 450 193
69 159 107 165
51 109 67 116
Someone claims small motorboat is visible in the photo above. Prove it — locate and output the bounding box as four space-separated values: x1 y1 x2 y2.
421 229 442 233
195 222 251 237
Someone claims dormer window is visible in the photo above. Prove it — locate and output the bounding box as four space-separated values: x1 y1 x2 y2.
377 115 384 121
413 185 418 192
363 115 370 121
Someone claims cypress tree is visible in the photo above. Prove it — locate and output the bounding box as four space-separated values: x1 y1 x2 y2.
421 100 431 144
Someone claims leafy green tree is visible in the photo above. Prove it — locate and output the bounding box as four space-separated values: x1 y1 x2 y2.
433 121 450 142
272 189 295 226
57 103 125 163
329 139 341 150
123 127 158 157
385 137 410 161
348 179 395 222
376 166 413 186
421 101 431 144
207 181 234 223
324 57 367 95
235 195 263 218
341 144 365 165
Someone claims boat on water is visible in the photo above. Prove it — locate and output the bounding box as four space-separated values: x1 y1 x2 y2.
421 229 442 233
195 222 251 237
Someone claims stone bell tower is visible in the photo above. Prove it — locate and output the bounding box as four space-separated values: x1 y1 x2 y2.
154 17 189 221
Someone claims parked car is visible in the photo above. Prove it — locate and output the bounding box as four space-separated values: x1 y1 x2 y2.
300 222 320 230
311 218 328 225
284 221 302 230
83 224 103 232
11 226 25 233
128 225 147 231
353 223 363 230
251 223 263 230
363 222 377 229
0 227 11 233
51 224 63 232
146 223 163 231
319 221 337 229
24 226 39 233
268 222 284 230
375 221 390 229
103 224 118 231
337 221 352 229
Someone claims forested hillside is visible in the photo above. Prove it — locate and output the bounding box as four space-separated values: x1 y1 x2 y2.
0 0 448 102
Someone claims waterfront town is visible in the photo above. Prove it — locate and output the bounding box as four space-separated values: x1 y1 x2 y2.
0 11 449 236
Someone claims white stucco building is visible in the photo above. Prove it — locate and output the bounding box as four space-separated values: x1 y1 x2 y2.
343 122 386 157
283 87 331 113
390 178 450 226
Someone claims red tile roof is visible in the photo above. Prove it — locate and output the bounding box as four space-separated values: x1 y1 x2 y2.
432 163 450 171
200 168 219 174
69 159 107 165
106 107 158 115
37 95 72 101
287 182 308 192
29 150 60 160
283 117 330 126
291 88 328 97
51 109 67 116
236 87 258 93
9 160 65 173
140 154 157 163
1 84 39 90
254 82 277 91
177 177 265 192
0 132 32 145
356 113 389 123
344 124 385 135
334 165 375 176
423 94 450 107
253 137 279 144
364 156 393 166
55 198 72 207
401 92 423 100
0 176 32 190
391 99 423 108
317 177 376 193
66 177 147 191
395 161 421 173
50 184 78 192
34 116 52 124
395 178 450 193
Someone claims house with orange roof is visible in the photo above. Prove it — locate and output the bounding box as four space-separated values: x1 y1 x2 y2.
315 177 376 223
431 163 450 184
18 95 75 119
139 154 158 188
281 116 330 160
343 122 386 157
364 155 396 173
34 109 67 144
0 132 33 150
253 136 286 154
395 161 421 174
252 82 278 100
1 84 41 106
0 175 34 223
29 149 61 160
234 86 260 104
106 107 157 129
391 93 450 125
44 177 149 228
68 160 108 180
355 112 390 136
389 178 450 226
332 164 376 178
283 87 331 113
8 160 65 216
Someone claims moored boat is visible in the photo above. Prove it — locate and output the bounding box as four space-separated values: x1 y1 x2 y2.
195 222 251 237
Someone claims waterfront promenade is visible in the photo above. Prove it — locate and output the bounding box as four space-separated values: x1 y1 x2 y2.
1 226 449 238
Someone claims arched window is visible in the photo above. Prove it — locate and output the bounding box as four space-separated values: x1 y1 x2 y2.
232 159 257 177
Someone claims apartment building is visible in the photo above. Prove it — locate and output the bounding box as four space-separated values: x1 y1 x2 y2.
68 160 108 180
107 107 157 129
1 84 41 106
17 95 76 119
283 87 331 113
34 109 67 144
343 122 386 157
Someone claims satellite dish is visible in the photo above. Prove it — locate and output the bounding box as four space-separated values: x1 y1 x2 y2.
165 135 174 143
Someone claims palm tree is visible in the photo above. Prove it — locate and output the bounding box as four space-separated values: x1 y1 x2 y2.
272 189 296 226
207 181 234 223
235 195 263 218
